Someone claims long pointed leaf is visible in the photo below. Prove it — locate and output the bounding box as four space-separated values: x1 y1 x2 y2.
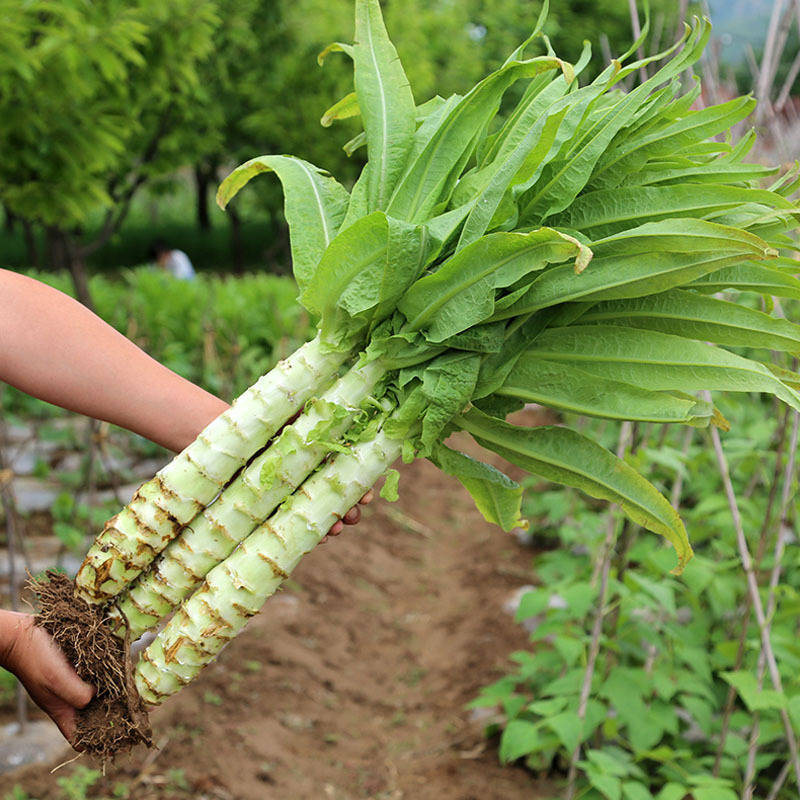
387 55 572 223
688 263 800 300
216 155 349 292
549 185 794 239
430 443 525 532
525 325 800 411
456 408 692 573
593 95 757 185
495 356 714 425
399 228 590 341
577 289 800 352
353 0 416 211
620 160 777 188
494 220 775 317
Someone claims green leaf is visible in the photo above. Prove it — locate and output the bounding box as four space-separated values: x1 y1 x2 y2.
456 408 692 572
320 91 360 127
549 184 794 239
495 356 714 425
301 212 427 343
720 671 788 712
216 155 349 292
399 228 589 341
546 712 583 753
524 325 800 412
317 41 354 65
517 19 711 222
688 262 800 301
576 289 800 352
416 352 481 456
622 782 655 800
656 784 690 800
353 0 416 210
499 720 540 763
302 211 388 319
457 105 569 249
380 468 400 502
585 768 622 800
387 55 572 222
430 444 525 531
494 220 775 317
594 95 757 184
473 309 558 399
621 160 776 188
692 788 738 800
478 69 569 169
53 521 84 551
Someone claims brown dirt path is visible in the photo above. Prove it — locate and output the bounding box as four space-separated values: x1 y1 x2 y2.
0 420 556 800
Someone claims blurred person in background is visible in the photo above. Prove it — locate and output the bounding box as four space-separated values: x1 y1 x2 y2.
149 238 196 280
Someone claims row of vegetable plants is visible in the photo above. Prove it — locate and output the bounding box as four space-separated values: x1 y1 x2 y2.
476 388 800 799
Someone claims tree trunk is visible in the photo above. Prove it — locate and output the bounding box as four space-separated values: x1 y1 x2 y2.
46 226 94 309
65 235 94 311
229 205 245 275
45 226 68 272
3 208 16 234
22 219 38 269
194 164 214 232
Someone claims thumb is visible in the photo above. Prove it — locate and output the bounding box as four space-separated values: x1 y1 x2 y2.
29 624 95 708
53 668 95 710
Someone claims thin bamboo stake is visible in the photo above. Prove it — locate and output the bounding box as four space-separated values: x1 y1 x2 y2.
669 426 694 509
766 760 791 800
713 404 791 777
704 393 800 792
743 409 799 797
675 0 689 44
565 422 632 800
627 0 649 84
775 49 800 112
756 0 788 122
766 3 796 101
649 12 665 61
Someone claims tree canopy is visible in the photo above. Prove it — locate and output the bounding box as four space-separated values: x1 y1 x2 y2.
0 0 682 277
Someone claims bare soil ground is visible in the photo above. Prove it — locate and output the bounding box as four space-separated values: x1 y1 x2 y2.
0 416 557 800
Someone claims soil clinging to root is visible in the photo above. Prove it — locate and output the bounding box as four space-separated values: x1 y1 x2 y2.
32 571 152 761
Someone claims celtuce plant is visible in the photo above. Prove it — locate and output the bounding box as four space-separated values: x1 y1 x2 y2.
68 0 800 722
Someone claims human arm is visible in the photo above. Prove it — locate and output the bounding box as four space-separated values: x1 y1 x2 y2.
0 610 94 743
0 269 369 531
0 269 227 452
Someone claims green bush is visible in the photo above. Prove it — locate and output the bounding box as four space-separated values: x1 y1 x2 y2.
474 395 800 799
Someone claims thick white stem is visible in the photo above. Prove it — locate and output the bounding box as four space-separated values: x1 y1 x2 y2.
115 359 386 638
75 335 347 605
134 425 403 705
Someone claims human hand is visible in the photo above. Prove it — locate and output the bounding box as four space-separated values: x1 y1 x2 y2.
0 610 95 744
323 489 374 541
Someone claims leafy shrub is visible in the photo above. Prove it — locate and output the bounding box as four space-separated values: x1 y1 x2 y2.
474 395 800 799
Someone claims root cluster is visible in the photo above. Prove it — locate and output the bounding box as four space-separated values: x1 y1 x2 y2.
33 571 152 761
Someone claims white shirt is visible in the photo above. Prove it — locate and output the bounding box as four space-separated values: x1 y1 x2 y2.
164 250 196 281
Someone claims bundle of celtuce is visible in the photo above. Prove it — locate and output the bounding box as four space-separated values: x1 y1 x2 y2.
59 0 800 750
